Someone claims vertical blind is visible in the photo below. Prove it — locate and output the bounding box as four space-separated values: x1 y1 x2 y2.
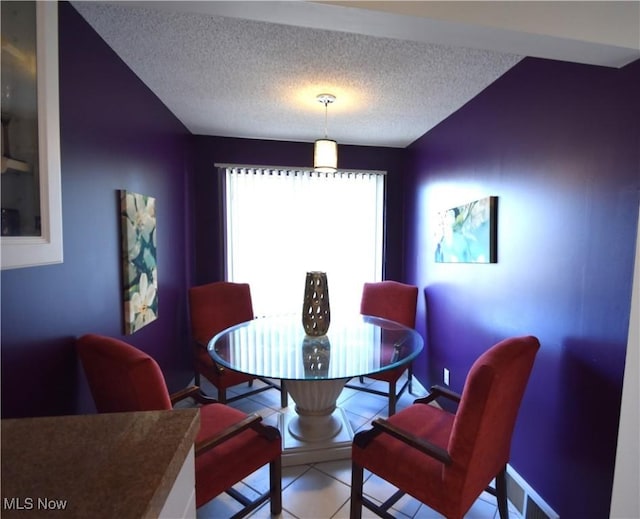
223 166 385 318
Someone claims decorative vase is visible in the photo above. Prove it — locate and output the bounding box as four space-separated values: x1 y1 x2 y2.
302 271 330 336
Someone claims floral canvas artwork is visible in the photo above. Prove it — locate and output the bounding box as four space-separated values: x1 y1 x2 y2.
435 196 497 264
120 190 157 334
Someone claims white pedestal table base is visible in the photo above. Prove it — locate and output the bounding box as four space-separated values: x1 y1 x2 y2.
278 378 354 466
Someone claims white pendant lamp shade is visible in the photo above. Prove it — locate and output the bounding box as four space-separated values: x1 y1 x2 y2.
314 94 337 173
314 138 337 173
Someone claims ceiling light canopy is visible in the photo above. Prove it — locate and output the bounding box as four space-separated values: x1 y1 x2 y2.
314 94 337 173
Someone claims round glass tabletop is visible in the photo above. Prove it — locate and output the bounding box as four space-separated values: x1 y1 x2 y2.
208 314 424 381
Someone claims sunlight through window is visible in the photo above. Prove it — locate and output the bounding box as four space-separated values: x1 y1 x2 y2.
223 166 385 318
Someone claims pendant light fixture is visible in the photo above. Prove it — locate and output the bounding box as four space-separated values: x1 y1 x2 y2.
313 94 337 173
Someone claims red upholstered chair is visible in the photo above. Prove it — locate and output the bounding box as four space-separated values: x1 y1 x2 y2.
76 334 282 517
189 281 287 407
346 280 419 415
351 335 540 519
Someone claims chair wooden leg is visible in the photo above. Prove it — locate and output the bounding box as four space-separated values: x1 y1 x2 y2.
350 460 364 519
496 466 509 519
218 388 227 404
280 380 288 408
269 457 282 514
248 380 254 387
194 371 201 386
388 381 397 416
359 376 364 384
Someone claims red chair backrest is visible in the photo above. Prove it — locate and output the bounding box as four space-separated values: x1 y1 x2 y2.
360 281 418 328
189 282 254 345
76 334 172 413
446 336 540 510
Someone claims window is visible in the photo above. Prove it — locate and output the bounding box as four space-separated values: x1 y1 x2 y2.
222 165 385 318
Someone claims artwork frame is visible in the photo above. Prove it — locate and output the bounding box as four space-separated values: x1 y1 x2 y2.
120 190 158 334
435 196 497 264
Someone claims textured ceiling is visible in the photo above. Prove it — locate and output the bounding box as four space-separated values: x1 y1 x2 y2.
71 1 639 148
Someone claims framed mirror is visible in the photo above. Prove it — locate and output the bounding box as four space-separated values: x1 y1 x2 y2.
1 1 62 270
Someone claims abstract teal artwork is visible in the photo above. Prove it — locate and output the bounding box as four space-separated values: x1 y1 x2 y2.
435 196 497 264
120 190 158 334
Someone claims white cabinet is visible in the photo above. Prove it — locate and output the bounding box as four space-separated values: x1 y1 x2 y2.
160 446 196 519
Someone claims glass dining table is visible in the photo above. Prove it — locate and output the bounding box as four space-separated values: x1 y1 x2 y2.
209 313 424 465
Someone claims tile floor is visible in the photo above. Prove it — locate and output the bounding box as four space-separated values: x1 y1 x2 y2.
190 376 523 519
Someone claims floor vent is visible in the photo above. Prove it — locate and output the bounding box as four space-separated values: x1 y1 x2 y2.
525 497 554 519
507 465 559 519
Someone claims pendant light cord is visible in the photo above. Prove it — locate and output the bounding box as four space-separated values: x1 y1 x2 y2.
323 99 329 138
317 94 335 140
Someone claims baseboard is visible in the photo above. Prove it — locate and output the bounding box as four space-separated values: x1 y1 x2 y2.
506 465 559 519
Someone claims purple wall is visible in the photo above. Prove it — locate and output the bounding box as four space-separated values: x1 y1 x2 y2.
405 57 639 517
191 136 407 286
0 3 193 418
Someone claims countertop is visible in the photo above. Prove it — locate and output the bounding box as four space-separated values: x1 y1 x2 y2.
1 409 200 518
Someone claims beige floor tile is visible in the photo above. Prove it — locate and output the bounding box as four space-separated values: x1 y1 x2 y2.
314 459 353 487
281 467 351 518
339 391 387 419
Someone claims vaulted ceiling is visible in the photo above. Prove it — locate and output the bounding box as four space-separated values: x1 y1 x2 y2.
72 1 640 148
